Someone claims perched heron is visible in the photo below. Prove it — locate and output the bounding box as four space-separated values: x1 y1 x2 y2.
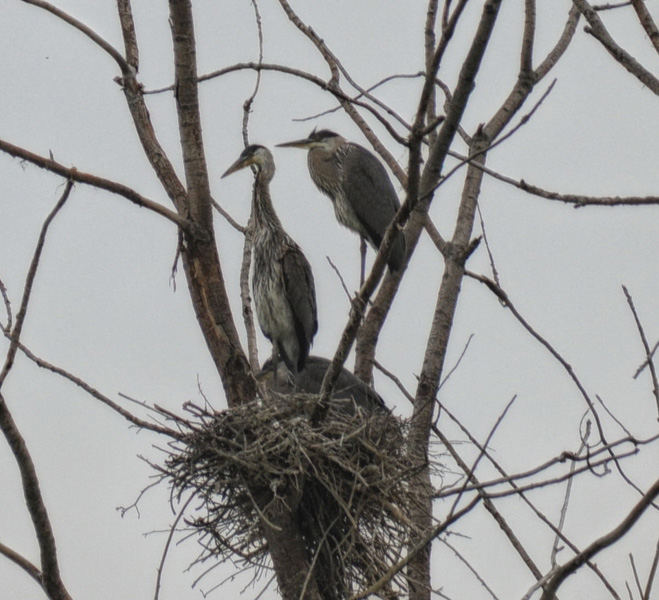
222 145 318 375
277 129 406 279
259 355 388 417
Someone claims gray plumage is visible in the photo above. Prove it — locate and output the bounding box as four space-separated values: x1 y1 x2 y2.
278 129 406 272
259 355 388 417
222 145 318 373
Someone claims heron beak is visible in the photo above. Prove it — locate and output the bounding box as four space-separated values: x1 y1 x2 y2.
221 155 253 178
276 137 315 149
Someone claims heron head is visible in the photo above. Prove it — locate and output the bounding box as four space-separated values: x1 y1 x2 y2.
222 145 274 178
277 129 342 151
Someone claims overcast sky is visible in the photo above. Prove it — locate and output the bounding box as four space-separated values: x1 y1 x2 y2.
2 1 659 599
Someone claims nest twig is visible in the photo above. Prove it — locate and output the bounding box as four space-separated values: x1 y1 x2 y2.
158 391 413 599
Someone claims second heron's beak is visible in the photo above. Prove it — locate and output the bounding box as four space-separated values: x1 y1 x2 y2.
276 137 316 149
221 155 255 178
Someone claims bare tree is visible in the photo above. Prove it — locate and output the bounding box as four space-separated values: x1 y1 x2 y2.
1 1 658 599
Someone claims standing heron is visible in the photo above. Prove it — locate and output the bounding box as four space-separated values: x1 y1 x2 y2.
277 129 406 281
222 145 318 376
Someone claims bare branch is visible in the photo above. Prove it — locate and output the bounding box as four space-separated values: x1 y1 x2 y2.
169 0 212 231
0 390 73 600
0 541 42 587
535 5 580 80
475 161 659 207
540 478 659 600
0 277 12 333
166 0 255 406
466 270 607 445
235 0 263 374
631 553 645 600
414 0 470 138
433 435 648 499
430 422 547 585
630 0 659 56
22 0 130 74
0 179 73 388
551 434 589 568
643 538 659 600
0 139 196 235
521 0 536 74
594 2 631 9
573 0 659 95
441 538 501 600
116 0 139 71
210 197 246 233
240 214 260 372
423 0 440 144
348 496 482 600
448 395 519 516
276 0 408 180
9 337 179 437
439 401 634 598
623 285 659 418
241 0 264 145
153 493 195 600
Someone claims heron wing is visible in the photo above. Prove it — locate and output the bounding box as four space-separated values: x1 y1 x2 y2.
281 242 318 367
342 144 401 248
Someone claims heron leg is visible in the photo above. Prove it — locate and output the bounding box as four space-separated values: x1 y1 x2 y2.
290 364 299 392
359 236 367 287
272 344 280 390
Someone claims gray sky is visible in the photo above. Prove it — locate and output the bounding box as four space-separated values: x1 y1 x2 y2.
2 1 659 599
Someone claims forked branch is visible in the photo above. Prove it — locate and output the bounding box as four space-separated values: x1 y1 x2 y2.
540 478 659 600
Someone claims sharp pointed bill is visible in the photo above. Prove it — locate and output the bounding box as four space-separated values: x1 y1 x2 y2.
221 151 257 178
222 145 318 374
277 129 406 272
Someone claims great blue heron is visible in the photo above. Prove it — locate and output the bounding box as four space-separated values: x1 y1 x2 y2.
277 129 406 280
258 354 400 600
259 355 387 417
222 145 318 375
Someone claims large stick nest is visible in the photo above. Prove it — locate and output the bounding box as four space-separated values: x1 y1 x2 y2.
161 386 413 599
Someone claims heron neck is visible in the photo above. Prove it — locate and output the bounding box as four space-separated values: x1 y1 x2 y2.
253 174 283 232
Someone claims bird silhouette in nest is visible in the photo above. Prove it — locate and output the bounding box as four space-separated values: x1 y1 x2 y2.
258 355 389 417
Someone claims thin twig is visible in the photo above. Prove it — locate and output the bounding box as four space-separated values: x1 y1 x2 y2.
0 541 42 587
630 553 644 600
433 80 557 195
210 197 245 233
441 538 501 600
540 478 659 600
0 139 195 235
154 493 196 600
347 496 482 600
448 395 518 516
0 179 73 388
643 538 659 600
596 394 633 438
630 0 659 56
622 285 659 418
241 0 264 145
0 277 11 333
326 256 353 303
10 337 178 437
22 0 130 73
551 431 590 568
574 0 659 95
0 389 73 600
438 334 474 392
439 401 631 598
471 157 659 208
